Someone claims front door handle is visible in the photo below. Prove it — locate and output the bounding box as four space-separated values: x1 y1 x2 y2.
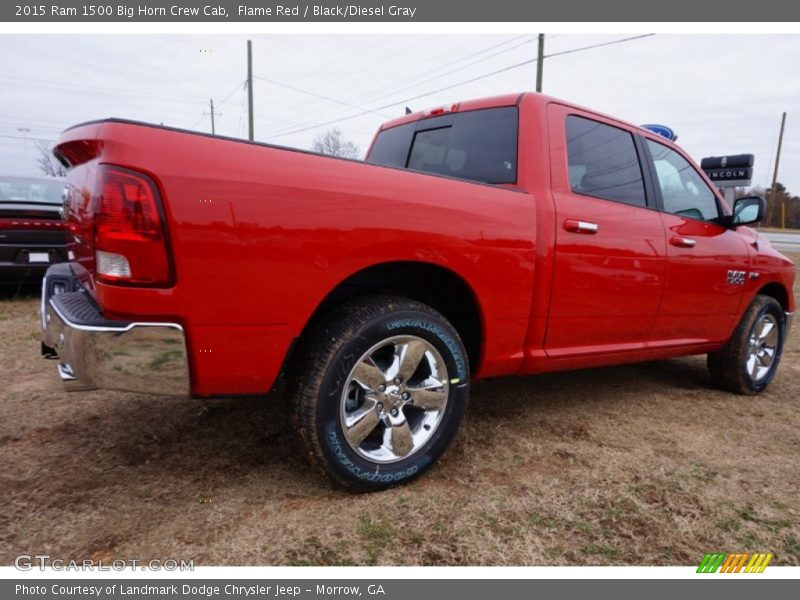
670 236 697 248
563 219 599 234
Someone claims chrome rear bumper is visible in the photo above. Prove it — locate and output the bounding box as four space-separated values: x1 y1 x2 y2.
41 265 190 397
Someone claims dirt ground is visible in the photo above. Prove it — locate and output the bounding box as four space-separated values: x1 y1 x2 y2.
1 257 798 567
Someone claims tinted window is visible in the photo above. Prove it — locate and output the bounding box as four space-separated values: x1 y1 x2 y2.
367 107 518 184
646 139 719 221
566 116 646 207
408 127 468 175
367 123 414 169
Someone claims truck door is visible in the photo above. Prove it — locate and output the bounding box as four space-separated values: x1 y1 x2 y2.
544 106 667 356
642 137 751 343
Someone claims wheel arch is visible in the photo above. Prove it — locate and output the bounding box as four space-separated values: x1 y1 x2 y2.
756 281 790 312
294 261 485 374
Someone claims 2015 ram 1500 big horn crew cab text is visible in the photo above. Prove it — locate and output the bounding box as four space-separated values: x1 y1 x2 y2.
42 93 796 491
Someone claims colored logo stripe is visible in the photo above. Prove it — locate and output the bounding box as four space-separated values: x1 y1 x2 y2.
747 553 773 573
697 553 773 573
697 553 726 573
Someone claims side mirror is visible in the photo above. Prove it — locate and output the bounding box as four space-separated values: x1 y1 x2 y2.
729 195 766 227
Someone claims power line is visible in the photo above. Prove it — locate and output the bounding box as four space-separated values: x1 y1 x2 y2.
355 36 529 104
2 113 71 126
303 34 643 131
0 122 63 134
267 34 656 139
237 88 247 137
266 36 536 137
295 35 475 101
0 73 200 103
216 79 246 107
260 35 531 137
188 112 207 129
254 76 394 118
268 60 532 138
353 37 536 107
373 35 530 94
0 133 56 142
293 36 411 93
268 55 545 138
5 78 243 138
543 34 655 59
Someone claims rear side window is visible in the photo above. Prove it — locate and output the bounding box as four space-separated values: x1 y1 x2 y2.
367 124 414 169
367 107 518 185
566 115 646 208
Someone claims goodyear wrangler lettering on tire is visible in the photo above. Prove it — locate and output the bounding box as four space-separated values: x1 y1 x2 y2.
386 318 468 380
289 296 469 492
328 427 420 482
707 295 786 395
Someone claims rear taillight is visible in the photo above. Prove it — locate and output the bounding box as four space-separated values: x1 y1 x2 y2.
94 165 171 286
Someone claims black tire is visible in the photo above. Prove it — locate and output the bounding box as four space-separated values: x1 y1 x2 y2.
707 295 786 395
288 296 470 492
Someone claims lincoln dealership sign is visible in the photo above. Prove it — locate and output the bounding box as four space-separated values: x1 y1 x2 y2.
700 154 754 186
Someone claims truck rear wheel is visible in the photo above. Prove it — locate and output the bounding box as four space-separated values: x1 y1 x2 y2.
288 296 470 492
707 295 786 395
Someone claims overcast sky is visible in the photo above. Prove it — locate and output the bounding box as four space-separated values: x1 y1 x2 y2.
1 34 798 192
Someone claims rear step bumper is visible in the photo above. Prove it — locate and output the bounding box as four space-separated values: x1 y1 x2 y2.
40 264 190 396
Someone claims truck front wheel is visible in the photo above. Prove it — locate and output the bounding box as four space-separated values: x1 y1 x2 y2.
707 295 786 394
288 296 470 492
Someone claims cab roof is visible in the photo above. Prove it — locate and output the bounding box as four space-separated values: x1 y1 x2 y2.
378 92 672 147
379 92 525 130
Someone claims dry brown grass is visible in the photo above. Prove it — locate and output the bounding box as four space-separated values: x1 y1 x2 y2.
1 256 798 566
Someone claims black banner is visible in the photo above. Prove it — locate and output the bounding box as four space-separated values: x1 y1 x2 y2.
4 579 799 600
4 0 800 22
700 155 755 169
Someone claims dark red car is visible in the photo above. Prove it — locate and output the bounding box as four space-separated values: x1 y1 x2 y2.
0 175 68 285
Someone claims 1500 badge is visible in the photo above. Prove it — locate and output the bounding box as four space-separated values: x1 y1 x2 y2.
727 270 746 285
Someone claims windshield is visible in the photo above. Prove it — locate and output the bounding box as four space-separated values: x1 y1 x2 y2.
0 177 65 204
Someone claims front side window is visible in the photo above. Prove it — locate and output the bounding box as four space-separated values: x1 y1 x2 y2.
367 107 518 185
565 115 646 207
646 139 719 221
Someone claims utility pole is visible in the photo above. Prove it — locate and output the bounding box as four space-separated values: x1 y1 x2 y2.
206 98 217 135
536 34 545 93
247 39 254 141
769 112 787 228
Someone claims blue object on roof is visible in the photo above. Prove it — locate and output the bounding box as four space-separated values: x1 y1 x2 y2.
641 124 677 142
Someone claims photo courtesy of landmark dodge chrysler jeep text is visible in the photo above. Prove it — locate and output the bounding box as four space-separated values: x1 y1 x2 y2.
41 93 796 491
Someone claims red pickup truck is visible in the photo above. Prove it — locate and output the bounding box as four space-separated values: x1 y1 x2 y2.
42 93 795 491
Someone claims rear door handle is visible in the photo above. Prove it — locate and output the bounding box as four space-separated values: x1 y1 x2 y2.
670 236 697 248
563 219 599 234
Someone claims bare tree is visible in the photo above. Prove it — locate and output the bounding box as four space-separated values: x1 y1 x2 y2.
311 129 360 159
35 140 67 178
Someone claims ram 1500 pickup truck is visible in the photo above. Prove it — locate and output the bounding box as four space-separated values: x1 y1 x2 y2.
41 93 796 491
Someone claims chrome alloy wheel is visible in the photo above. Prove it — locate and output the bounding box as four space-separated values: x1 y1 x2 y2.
340 335 450 464
746 313 780 381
